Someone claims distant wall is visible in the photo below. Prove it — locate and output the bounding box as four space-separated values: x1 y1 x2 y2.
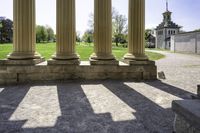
171 31 200 54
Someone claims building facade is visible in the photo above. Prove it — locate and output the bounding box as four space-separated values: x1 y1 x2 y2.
155 2 181 49
171 31 200 54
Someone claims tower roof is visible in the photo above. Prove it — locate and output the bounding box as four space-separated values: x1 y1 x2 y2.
155 0 181 30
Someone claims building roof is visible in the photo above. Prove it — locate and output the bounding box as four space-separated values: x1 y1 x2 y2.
156 21 181 30
155 0 181 30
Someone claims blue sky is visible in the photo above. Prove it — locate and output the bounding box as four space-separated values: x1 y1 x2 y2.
0 0 200 34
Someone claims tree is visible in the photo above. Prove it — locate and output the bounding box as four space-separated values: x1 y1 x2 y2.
145 29 152 41
46 26 54 42
86 8 128 47
82 30 93 45
76 31 81 44
112 13 128 46
194 29 200 32
87 7 119 33
36 25 48 43
0 17 13 44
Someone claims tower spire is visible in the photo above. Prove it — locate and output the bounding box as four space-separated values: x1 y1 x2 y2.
166 0 168 11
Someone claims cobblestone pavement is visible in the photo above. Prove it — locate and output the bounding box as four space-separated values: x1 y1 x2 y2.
0 51 200 133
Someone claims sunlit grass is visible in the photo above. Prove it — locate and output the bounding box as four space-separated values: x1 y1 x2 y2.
0 43 165 61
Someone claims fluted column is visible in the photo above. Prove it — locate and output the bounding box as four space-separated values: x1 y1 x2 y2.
124 0 148 61
53 0 79 61
90 0 115 61
8 0 41 60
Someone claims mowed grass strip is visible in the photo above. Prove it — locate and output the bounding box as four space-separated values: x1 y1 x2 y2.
0 43 165 61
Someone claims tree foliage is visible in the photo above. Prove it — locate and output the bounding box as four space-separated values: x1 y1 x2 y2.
112 11 128 46
85 8 128 47
194 29 200 32
76 31 81 43
82 30 93 44
0 17 13 44
36 25 54 43
46 26 55 42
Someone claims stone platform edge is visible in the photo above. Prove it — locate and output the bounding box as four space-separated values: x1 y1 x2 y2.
172 100 200 133
0 61 157 85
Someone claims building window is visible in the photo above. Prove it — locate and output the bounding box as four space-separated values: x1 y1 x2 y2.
158 30 163 35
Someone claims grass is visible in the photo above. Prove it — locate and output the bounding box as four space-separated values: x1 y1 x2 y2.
0 43 165 61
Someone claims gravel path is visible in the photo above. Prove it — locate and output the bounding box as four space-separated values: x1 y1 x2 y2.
0 51 200 133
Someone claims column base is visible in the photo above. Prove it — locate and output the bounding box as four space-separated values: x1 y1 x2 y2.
52 53 80 60
7 52 42 60
0 58 45 66
123 53 148 61
47 59 80 65
90 53 116 60
90 53 118 65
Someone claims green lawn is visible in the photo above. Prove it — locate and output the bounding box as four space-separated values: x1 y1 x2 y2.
0 43 165 61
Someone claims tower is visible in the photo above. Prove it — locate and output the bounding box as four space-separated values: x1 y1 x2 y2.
155 0 181 49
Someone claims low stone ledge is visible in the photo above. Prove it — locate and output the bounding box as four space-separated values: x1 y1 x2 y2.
90 59 119 65
172 100 200 133
123 60 155 65
0 58 45 66
0 61 157 85
47 59 80 65
0 79 17 85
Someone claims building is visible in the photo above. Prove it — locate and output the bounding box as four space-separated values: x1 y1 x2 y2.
155 1 181 49
171 31 200 54
146 32 156 48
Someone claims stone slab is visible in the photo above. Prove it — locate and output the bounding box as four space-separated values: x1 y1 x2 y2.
123 60 155 66
198 85 200 98
47 59 80 65
172 100 200 130
0 58 45 66
90 59 119 65
174 114 200 133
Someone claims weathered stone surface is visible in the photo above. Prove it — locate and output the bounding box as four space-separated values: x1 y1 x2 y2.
174 114 200 133
198 85 200 98
47 59 80 65
0 58 45 65
123 60 155 65
90 59 119 65
172 100 200 132
0 61 156 85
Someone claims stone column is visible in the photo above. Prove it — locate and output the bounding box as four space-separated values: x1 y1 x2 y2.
90 0 117 65
7 0 43 64
49 0 79 65
124 0 148 61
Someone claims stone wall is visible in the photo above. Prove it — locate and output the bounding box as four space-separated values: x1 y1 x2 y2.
0 61 157 85
171 31 200 54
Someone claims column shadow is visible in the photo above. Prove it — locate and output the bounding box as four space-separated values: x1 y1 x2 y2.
0 85 30 132
0 81 178 133
145 80 195 99
103 81 174 133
